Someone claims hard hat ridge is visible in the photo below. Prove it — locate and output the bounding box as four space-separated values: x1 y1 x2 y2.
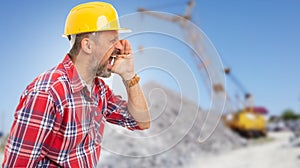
63 1 131 37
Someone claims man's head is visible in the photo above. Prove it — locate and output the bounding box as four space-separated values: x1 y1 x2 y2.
68 30 123 78
63 2 130 78
64 2 130 37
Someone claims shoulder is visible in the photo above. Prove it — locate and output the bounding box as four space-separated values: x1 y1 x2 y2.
96 77 111 91
95 77 114 97
23 63 71 98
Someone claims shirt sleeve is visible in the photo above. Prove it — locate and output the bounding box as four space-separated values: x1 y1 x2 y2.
2 90 56 167
102 84 141 131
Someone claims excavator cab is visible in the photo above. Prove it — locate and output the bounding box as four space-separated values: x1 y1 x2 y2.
223 67 268 138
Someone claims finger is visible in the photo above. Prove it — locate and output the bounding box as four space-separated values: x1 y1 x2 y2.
117 55 126 59
125 41 132 54
120 40 132 55
115 54 132 59
122 40 128 54
126 53 133 58
123 40 128 51
124 40 131 51
120 40 126 54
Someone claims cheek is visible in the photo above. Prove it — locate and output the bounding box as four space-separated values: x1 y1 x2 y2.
100 41 114 53
98 44 112 56
95 42 115 64
94 47 106 63
97 53 109 66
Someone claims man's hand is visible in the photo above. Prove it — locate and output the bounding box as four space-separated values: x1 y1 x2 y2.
111 40 135 80
111 40 150 130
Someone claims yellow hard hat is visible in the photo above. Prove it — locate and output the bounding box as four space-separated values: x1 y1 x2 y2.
63 1 130 37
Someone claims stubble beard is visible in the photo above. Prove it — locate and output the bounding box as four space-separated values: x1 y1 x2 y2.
96 61 112 78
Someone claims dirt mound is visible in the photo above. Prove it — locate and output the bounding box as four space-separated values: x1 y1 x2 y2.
98 82 246 168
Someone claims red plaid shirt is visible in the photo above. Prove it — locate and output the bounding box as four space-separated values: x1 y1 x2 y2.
2 54 140 168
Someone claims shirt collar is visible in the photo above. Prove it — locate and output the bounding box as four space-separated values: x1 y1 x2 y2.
62 54 86 93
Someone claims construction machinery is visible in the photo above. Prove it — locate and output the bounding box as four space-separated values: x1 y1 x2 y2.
222 68 268 138
223 106 268 138
137 0 268 138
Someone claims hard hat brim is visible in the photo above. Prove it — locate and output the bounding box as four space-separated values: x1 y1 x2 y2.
62 28 131 38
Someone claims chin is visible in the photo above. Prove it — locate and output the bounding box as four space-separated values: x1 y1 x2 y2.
97 70 112 78
100 73 112 78
96 62 112 78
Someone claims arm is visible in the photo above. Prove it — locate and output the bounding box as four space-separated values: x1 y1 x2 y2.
111 40 150 130
2 90 56 167
123 74 150 129
103 81 150 130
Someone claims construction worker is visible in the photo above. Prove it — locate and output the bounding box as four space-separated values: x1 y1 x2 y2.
2 2 150 167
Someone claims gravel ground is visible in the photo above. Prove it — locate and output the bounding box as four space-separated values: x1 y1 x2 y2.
98 82 247 168
1 82 245 168
2 83 298 168
0 153 3 166
187 131 300 168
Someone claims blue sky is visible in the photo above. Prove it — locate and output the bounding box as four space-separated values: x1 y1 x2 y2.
0 0 300 133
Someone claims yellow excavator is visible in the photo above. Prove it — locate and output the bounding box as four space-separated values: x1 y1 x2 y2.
224 106 268 138
222 68 268 138
137 0 268 138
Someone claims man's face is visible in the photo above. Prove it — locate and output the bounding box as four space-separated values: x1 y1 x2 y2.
91 30 123 78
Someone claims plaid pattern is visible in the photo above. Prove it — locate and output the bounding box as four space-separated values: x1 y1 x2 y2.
2 54 140 168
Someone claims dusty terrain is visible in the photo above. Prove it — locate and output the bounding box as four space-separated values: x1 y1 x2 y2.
188 131 300 168
0 153 2 166
99 83 300 168
1 83 299 168
98 82 246 168
1 132 299 167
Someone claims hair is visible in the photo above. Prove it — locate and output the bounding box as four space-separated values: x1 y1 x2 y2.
68 32 100 57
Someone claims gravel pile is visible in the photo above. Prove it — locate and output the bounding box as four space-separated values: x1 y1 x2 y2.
98 82 247 168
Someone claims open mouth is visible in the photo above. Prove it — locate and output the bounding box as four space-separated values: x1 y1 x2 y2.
109 49 121 66
108 55 116 66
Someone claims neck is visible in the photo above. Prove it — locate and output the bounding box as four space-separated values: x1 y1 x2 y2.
70 53 95 85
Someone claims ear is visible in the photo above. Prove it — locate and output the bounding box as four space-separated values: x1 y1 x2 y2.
81 38 93 54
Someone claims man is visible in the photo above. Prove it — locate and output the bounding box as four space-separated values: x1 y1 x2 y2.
2 2 150 167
